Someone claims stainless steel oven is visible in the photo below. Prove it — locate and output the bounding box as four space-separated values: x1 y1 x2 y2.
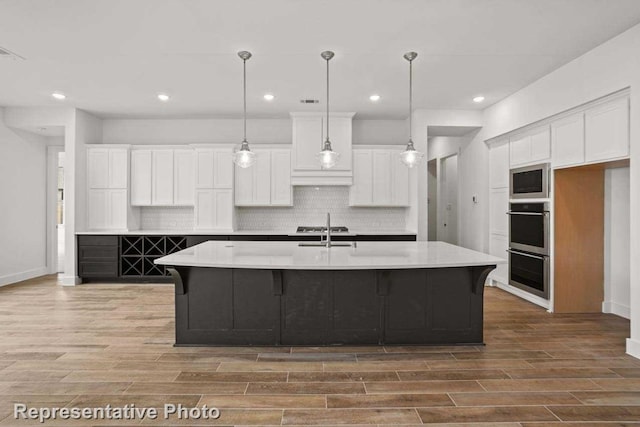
508 201 550 299
510 163 550 199
508 202 550 255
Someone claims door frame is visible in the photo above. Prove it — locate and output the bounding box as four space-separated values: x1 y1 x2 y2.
437 153 460 245
46 145 64 275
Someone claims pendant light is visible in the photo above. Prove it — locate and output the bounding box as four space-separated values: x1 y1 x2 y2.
317 50 339 169
232 51 256 168
400 51 424 168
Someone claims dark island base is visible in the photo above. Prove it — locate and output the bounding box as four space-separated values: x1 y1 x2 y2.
168 265 495 346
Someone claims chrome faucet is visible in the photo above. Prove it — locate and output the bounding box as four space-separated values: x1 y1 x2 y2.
298 212 355 248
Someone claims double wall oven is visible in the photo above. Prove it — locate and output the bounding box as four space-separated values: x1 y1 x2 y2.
508 163 550 299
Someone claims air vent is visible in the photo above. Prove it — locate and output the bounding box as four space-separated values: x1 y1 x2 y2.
0 46 25 60
300 99 320 104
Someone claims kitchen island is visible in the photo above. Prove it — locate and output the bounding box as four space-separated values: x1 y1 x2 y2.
155 241 503 346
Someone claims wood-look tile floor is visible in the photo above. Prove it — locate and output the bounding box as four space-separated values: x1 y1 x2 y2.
0 275 639 426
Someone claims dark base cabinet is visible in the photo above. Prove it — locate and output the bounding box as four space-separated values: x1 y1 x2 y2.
77 236 119 280
169 265 494 346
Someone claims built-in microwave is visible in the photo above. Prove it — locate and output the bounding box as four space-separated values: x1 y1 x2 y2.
510 163 550 199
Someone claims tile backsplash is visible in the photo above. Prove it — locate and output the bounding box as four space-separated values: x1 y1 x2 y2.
237 186 407 231
139 206 194 230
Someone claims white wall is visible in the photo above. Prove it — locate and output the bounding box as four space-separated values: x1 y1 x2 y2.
102 118 407 146
477 23 640 359
604 167 631 319
0 108 49 286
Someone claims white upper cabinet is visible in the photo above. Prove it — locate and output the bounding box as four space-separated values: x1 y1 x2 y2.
270 149 292 206
509 126 550 167
552 112 585 168
349 150 373 205
87 146 130 230
130 150 152 205
151 150 174 205
489 139 509 189
349 147 409 207
87 147 128 189
234 147 292 206
585 96 629 163
194 189 233 230
173 149 195 206
131 148 197 206
291 113 354 185
195 148 234 189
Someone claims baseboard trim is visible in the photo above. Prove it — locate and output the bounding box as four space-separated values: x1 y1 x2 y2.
627 338 640 360
0 267 48 287
494 281 551 310
60 275 80 286
602 300 631 319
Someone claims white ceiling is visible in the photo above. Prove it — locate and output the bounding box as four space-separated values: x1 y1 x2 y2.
1 0 640 119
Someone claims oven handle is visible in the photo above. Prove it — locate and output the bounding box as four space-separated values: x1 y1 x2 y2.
507 249 549 260
506 211 549 216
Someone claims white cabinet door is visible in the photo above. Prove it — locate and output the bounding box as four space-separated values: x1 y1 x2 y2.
195 189 233 230
372 150 392 205
152 150 174 205
488 234 508 284
350 150 373 205
585 97 629 163
293 117 323 171
271 150 292 206
108 149 128 189
87 149 109 189
490 188 509 236
87 189 108 229
328 117 352 171
214 150 234 188
108 189 127 229
489 139 509 189
234 163 253 205
174 149 195 205
253 150 272 205
391 159 409 206
529 127 551 163
195 149 215 189
130 150 152 205
509 134 530 167
552 112 585 168
214 189 233 230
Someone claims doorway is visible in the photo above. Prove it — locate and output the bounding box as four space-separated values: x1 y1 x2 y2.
438 154 459 245
427 159 437 241
47 147 65 274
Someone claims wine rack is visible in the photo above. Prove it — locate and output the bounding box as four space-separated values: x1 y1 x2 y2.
120 235 187 278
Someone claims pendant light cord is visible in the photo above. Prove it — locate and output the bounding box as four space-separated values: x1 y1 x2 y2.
243 57 247 142
326 56 330 143
409 57 412 141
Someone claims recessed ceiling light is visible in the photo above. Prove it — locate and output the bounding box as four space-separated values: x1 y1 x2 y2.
369 94 381 102
51 92 66 100
263 93 275 101
473 96 485 103
157 93 170 102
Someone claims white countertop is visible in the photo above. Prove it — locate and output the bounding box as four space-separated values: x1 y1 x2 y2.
75 229 417 236
154 241 505 270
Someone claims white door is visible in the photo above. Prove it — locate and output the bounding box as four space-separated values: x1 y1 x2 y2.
152 150 174 205
214 189 233 229
271 150 292 206
529 127 551 163
194 190 215 229
509 134 530 167
585 97 629 162
174 149 195 205
439 155 459 244
108 189 127 229
195 149 215 189
130 150 152 205
350 150 373 205
234 164 254 206
87 189 108 229
391 158 409 206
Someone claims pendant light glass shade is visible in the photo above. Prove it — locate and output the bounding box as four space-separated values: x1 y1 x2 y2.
233 51 256 169
400 51 424 168
318 50 339 169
